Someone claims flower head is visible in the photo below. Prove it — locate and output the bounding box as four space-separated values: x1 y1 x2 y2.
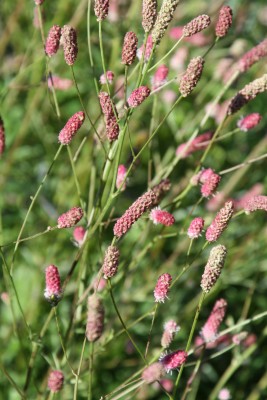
86 294 105 342
99 92 119 142
152 0 180 45
201 298 227 342
218 388 231 400
187 217 204 239
183 14 211 37
215 6 233 38
151 179 171 206
48 75 72 91
58 111 85 145
45 25 61 57
179 57 205 97
47 370 64 393
94 0 109 21
127 86 150 108
161 320 180 348
57 207 84 228
154 273 172 303
142 0 158 33
243 195 267 214
238 39 267 73
44 265 62 306
200 169 221 198
150 207 175 226
159 350 187 373
151 65 169 90
116 164 127 191
100 70 114 85
206 201 234 242
121 32 138 65
237 113 262 131
102 245 120 279
73 226 86 247
61 25 78 66
142 362 165 383
176 132 213 158
201 245 227 293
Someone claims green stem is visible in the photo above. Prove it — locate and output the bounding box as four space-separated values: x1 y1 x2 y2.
67 146 86 212
148 36 184 73
87 0 99 95
74 337 87 400
145 304 158 358
88 341 94 400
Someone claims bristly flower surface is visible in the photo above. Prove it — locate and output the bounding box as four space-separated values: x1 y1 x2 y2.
142 0 158 33
187 217 204 239
127 86 150 108
152 0 180 45
201 298 227 342
179 57 205 97
206 201 234 242
86 294 105 342
47 370 64 393
150 207 175 226
61 25 78 66
98 91 119 142
121 32 138 65
238 38 267 73
215 6 233 38
94 0 109 21
159 350 187 373
154 273 172 302
58 111 85 145
183 14 211 37
243 195 267 213
102 245 120 279
151 179 171 206
44 265 62 306
201 245 227 293
237 113 262 131
57 207 84 228
45 25 61 57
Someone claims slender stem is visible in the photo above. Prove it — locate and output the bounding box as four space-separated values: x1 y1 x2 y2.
145 304 158 358
88 341 94 400
1 226 57 248
123 65 128 107
173 292 206 397
74 337 87 400
87 0 99 95
0 363 26 399
67 146 86 212
37 5 45 47
220 153 267 175
148 36 184 73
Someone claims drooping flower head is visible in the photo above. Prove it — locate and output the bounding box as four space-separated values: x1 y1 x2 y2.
102 245 120 279
47 370 64 393
154 273 172 303
215 6 233 38
237 113 262 131
45 25 61 57
86 294 105 342
58 111 85 145
179 57 205 97
201 298 227 342
187 217 204 239
44 265 62 306
205 201 234 242
57 207 84 228
150 207 175 226
159 350 187 373
183 14 211 37
61 25 78 66
201 245 227 293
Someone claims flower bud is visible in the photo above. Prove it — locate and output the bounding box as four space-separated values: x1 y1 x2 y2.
116 164 127 190
237 113 262 131
142 0 158 33
187 217 204 239
73 226 86 247
201 298 227 342
206 201 234 242
44 265 62 306
161 320 180 348
159 350 187 372
94 0 109 21
150 207 175 226
151 64 168 90
100 70 114 85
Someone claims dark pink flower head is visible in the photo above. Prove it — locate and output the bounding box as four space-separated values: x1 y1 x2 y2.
237 113 262 132
215 6 233 38
201 298 227 342
206 201 234 242
114 189 156 237
121 32 138 65
47 370 64 393
187 217 204 239
116 164 127 191
127 86 150 108
137 35 153 61
0 117 5 156
243 195 267 214
154 273 172 303
176 132 213 158
73 226 86 247
57 207 84 228
159 350 188 373
150 207 175 226
183 14 211 37
58 111 85 145
48 75 72 91
152 65 169 90
142 362 165 384
86 294 105 342
234 184 263 210
100 70 114 85
61 25 78 66
179 56 205 97
238 39 267 73
45 25 61 57
200 169 221 198
161 320 180 348
102 245 120 279
44 265 62 306
94 0 109 21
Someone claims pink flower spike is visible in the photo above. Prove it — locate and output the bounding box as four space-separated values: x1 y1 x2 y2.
201 298 227 342
57 207 84 229
205 201 234 242
154 273 172 303
61 25 78 66
200 170 221 198
116 164 127 191
44 265 62 306
47 370 64 393
243 195 267 214
0 117 5 156
45 25 61 57
127 86 150 108
187 217 204 239
150 207 175 226
161 320 180 348
73 226 86 247
215 6 233 38
58 111 85 145
237 113 262 132
152 65 169 90
159 350 187 373
100 70 114 85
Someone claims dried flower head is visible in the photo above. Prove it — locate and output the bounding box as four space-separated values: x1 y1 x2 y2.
0 117 5 156
159 350 187 373
176 132 213 158
227 74 267 115
57 207 84 228
113 189 156 237
142 0 158 33
44 265 62 306
179 57 205 97
201 298 227 342
48 75 72 91
152 0 180 45
137 35 154 61
154 273 172 303
150 207 175 226
61 25 78 66
151 179 171 206
151 64 168 89
102 246 120 279
86 294 105 342
100 70 114 85
116 164 127 191
243 195 267 214
127 86 150 108
187 217 204 239
45 25 61 57
215 6 233 38
238 39 267 73
58 111 85 145
206 201 234 242
94 0 109 21
47 370 64 393
142 362 165 383
161 320 180 348
73 226 86 247
183 15 211 37
121 32 138 65
201 245 227 293
237 113 262 131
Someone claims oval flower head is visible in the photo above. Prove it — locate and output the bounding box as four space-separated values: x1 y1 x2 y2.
154 273 172 302
73 226 86 247
150 207 175 226
187 217 204 239
44 265 62 306
159 350 188 373
47 370 64 393
57 207 84 228
58 111 85 145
